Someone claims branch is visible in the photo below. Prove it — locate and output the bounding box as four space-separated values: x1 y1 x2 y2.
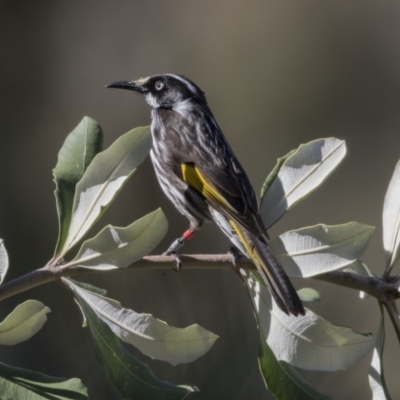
0 255 397 303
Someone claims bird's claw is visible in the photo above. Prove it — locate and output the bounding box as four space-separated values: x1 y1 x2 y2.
171 252 183 271
228 245 243 266
163 251 183 272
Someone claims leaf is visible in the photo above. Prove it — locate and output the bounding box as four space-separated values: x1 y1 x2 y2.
68 209 168 270
0 300 51 345
257 327 331 400
243 270 374 371
369 305 392 400
297 288 321 303
53 117 103 256
71 281 196 400
69 279 108 296
383 160 400 274
247 272 330 399
0 361 88 399
260 138 346 228
60 126 151 258
260 149 296 199
0 239 9 285
269 222 374 278
66 279 217 366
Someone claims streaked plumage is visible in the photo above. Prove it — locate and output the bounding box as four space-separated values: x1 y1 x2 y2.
107 74 305 316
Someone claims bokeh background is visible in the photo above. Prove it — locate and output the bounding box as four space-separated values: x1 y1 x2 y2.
2 1 400 399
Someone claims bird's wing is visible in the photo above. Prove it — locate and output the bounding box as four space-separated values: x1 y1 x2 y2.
181 161 265 235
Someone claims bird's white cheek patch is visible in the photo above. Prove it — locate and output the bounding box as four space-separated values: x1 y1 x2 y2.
145 93 160 108
173 99 193 116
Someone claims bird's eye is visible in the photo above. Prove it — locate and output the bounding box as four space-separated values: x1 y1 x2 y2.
155 81 164 91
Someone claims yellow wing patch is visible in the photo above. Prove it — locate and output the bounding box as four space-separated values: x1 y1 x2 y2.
229 219 253 257
181 163 264 270
229 219 266 275
181 163 232 209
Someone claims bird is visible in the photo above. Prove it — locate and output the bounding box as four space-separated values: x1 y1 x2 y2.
107 74 304 316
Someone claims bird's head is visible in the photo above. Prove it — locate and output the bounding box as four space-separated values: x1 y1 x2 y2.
106 74 206 112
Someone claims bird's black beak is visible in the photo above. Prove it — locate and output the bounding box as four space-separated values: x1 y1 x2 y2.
106 80 147 94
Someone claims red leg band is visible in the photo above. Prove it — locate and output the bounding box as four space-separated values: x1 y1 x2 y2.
182 229 195 240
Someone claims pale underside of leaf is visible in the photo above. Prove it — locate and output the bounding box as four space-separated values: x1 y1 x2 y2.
260 149 296 200
260 138 346 229
383 160 400 273
72 283 195 399
270 222 374 278
257 325 331 400
243 270 374 371
369 306 392 400
69 208 168 270
0 240 9 285
67 280 218 365
0 361 88 399
60 127 151 257
0 300 51 345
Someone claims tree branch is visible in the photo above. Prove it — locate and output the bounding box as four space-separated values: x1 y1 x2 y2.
0 254 396 303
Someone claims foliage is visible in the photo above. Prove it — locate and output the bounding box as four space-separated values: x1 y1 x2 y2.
0 117 399 399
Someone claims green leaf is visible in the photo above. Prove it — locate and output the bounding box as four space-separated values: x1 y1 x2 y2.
69 279 108 296
243 270 374 371
0 362 88 399
383 160 400 274
369 305 392 400
0 300 50 345
297 288 321 303
0 239 9 285
258 328 331 400
269 222 374 278
72 282 196 399
67 209 168 270
59 126 152 258
53 117 103 256
260 138 346 228
260 149 296 200
66 279 218 365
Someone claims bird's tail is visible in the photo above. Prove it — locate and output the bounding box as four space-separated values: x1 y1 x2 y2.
230 221 305 316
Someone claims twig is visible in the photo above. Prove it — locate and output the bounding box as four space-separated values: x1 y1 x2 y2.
0 254 397 302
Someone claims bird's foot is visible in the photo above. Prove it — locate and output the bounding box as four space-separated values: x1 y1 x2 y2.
163 229 196 272
163 237 184 271
163 251 183 272
228 245 244 266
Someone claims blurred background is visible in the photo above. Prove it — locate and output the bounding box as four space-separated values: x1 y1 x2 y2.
1 1 400 399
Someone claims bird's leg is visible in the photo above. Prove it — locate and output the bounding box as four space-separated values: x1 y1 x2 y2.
164 228 196 271
228 245 244 266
